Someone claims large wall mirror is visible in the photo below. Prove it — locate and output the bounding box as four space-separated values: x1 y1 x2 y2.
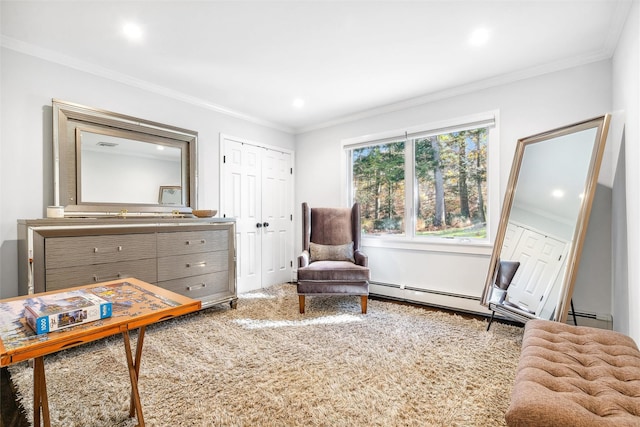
53 99 197 215
481 114 610 325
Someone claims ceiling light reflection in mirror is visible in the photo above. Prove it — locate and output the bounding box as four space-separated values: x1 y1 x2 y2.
469 27 490 46
79 130 182 205
122 22 143 42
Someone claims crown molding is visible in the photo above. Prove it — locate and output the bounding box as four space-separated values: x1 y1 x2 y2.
604 0 634 55
295 49 613 135
1 35 294 134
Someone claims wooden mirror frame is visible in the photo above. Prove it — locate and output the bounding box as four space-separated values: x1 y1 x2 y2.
53 99 198 216
481 114 611 323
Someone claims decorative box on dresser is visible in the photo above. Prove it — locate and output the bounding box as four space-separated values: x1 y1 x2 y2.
17 218 237 309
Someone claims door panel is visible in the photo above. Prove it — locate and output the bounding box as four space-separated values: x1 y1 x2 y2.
506 228 567 313
261 149 292 286
223 138 262 293
501 222 523 260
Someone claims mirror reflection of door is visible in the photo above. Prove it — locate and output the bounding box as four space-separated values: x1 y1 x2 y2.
501 222 568 316
482 115 610 324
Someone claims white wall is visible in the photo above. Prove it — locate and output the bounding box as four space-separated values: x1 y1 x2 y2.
612 0 640 343
0 47 295 298
295 60 613 317
82 151 181 204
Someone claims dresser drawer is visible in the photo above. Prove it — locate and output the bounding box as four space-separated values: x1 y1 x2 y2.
45 258 157 291
157 230 228 257
157 251 229 282
45 234 156 268
158 271 230 299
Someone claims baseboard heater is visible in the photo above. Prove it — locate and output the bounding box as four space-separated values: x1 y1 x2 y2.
369 281 488 317
371 281 480 300
369 281 607 322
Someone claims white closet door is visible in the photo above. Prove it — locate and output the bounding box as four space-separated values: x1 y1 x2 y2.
261 149 293 286
221 136 293 294
506 228 568 313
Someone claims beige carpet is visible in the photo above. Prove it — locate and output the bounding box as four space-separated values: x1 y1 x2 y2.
8 283 524 427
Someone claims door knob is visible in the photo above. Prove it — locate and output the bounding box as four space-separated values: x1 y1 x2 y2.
256 223 263 228
263 222 269 228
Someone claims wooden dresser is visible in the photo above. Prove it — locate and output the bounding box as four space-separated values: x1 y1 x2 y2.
17 218 237 309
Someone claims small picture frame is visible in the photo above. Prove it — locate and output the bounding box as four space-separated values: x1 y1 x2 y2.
158 186 182 205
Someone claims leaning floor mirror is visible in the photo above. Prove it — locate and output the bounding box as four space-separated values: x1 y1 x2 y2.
482 114 610 327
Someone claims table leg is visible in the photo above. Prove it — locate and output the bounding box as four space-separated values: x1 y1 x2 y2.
32 356 50 427
122 328 146 427
129 327 146 418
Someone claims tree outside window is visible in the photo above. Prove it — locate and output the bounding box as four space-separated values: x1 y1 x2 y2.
349 124 489 241
415 127 488 239
352 141 405 235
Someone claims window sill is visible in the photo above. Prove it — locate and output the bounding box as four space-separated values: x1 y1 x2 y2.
361 236 493 256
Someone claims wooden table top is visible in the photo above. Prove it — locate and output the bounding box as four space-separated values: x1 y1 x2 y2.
0 278 201 366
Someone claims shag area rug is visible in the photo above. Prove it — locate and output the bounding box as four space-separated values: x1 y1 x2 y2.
8 283 524 427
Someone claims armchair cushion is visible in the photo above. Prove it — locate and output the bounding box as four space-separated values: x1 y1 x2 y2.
298 260 370 282
309 242 355 263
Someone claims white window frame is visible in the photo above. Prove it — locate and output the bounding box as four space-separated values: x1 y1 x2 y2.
342 111 500 255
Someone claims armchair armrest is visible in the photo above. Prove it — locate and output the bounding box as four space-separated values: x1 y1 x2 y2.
298 250 310 268
354 250 368 267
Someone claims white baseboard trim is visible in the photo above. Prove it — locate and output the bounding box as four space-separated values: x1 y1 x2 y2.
370 282 492 317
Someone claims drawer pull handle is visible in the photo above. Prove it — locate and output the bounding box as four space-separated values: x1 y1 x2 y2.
93 273 121 282
186 261 206 268
187 283 207 291
185 239 206 245
94 246 123 253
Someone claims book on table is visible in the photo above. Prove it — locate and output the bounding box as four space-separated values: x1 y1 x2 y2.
24 289 113 334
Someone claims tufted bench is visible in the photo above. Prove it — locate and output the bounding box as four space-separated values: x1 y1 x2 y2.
505 319 640 426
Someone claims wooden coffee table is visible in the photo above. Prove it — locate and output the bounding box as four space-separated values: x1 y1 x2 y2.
0 278 201 427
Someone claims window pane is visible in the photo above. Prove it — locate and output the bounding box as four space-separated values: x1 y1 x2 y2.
414 128 487 239
352 141 405 235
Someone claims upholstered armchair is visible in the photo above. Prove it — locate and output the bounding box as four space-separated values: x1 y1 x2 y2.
486 260 521 331
297 202 370 314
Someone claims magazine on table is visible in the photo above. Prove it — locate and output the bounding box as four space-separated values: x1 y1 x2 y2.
24 289 112 334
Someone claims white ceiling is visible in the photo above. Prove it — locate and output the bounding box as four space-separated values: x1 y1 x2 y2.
0 1 632 133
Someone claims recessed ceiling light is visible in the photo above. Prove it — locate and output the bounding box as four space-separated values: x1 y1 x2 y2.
156 145 165 151
292 98 305 108
551 189 564 199
123 22 143 41
469 28 490 46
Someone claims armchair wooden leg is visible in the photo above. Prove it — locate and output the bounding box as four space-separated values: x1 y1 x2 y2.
361 296 368 314
299 295 305 314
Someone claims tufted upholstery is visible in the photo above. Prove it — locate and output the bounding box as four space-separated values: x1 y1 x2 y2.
506 319 640 426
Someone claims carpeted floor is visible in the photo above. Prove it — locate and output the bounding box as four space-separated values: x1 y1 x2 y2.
8 283 524 426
